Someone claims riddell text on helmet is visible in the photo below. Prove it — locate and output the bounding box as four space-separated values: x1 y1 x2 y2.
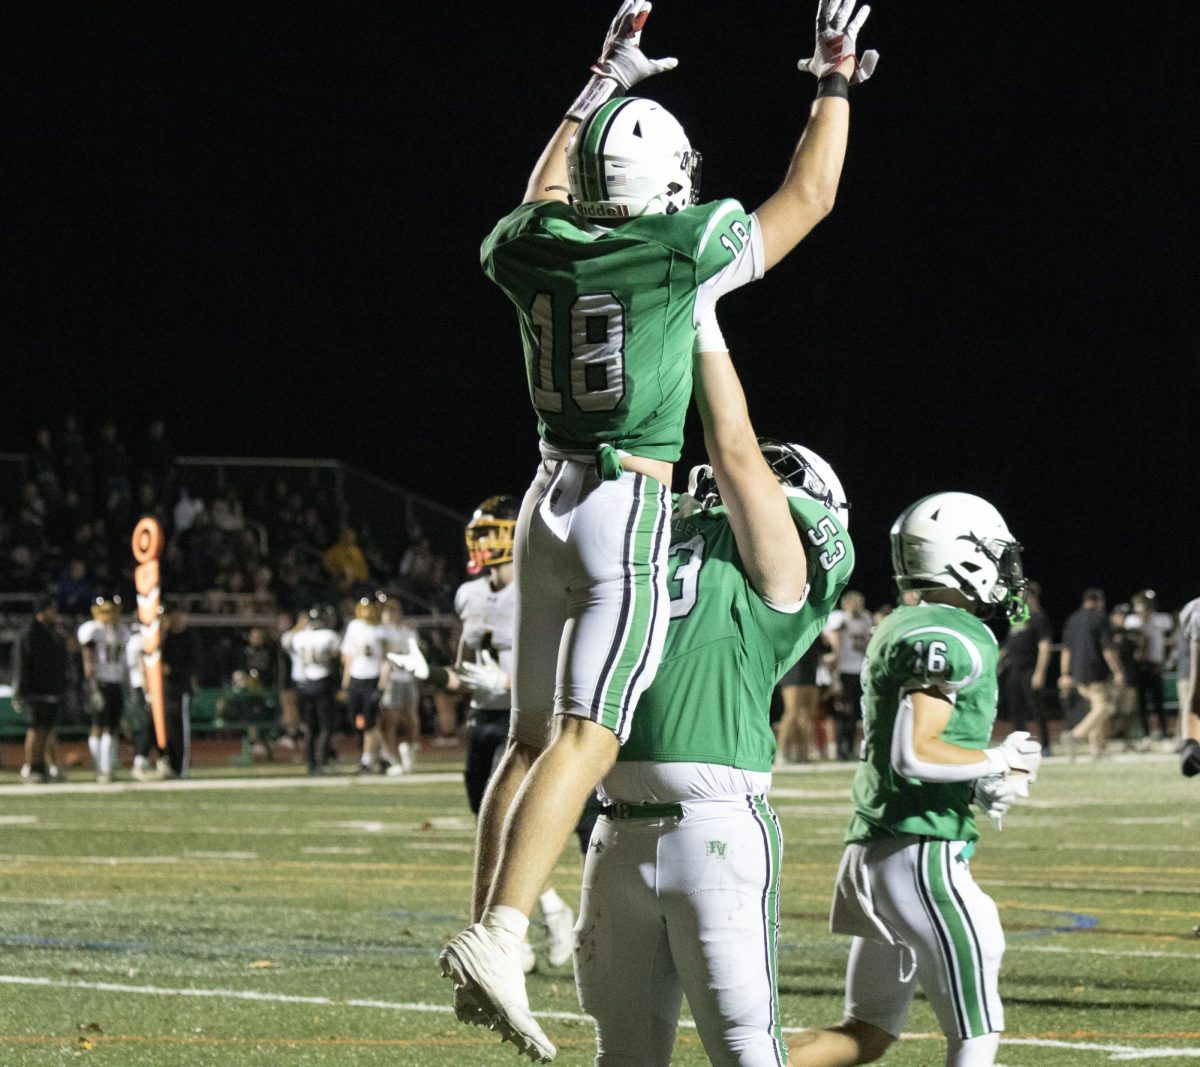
589 203 631 217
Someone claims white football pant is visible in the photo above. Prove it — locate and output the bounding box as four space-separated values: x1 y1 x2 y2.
575 797 786 1066
835 837 1005 1043
511 457 670 748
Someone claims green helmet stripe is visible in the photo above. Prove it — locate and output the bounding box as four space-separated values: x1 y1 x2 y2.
581 97 632 205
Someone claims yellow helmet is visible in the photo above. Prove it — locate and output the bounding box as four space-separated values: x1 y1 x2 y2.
354 592 386 624
90 596 123 624
465 495 519 576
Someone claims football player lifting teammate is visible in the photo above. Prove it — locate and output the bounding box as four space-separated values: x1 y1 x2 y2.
790 495 1041 1067
574 308 854 1066
449 1 879 1057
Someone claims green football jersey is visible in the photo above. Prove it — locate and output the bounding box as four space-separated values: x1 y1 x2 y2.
846 603 1001 845
481 198 758 461
620 495 855 771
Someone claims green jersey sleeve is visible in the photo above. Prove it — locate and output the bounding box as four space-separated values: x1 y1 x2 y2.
739 496 855 681
887 624 987 694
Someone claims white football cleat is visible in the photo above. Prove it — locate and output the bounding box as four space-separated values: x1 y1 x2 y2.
543 906 575 968
439 924 556 1062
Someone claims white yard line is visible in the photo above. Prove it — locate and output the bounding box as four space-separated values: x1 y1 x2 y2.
0 975 1192 1058
0 772 459 798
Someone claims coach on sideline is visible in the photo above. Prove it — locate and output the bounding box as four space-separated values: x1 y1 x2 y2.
13 596 69 784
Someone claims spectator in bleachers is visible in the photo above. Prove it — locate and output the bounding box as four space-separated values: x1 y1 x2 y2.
5 544 43 593
30 426 61 506
55 558 95 616
141 418 175 498
12 596 69 784
173 486 205 536
94 419 132 503
60 414 91 505
323 525 368 586
398 525 435 589
17 482 47 547
1059 587 1125 759
211 487 246 533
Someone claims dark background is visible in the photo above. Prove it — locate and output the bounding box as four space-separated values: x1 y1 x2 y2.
6 2 1198 624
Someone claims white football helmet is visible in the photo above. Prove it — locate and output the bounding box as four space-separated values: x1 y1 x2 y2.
687 439 849 525
890 492 1027 620
567 97 701 220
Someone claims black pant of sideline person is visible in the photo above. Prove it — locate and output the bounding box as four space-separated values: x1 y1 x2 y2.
299 679 337 773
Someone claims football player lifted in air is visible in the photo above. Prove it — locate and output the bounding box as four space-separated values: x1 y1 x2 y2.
789 495 1041 1067
449 1 879 1056
77 595 131 783
574 308 854 1066
389 496 576 975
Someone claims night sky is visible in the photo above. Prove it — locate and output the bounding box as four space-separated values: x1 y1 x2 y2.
7 3 1198 624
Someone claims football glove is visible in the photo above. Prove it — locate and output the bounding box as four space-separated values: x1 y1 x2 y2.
973 773 1031 831
797 0 879 85
386 639 429 682
981 730 1043 780
456 649 510 701
567 0 678 122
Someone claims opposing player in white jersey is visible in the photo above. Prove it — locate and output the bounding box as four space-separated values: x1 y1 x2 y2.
378 598 421 775
341 592 389 774
446 3 879 1056
790 494 1041 1067
574 312 853 1066
77 595 130 783
282 605 342 774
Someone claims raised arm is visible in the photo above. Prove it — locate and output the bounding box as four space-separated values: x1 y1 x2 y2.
691 312 807 606
754 0 879 271
523 0 677 205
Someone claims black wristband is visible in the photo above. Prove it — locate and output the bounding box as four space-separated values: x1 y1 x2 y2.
428 665 451 689
816 72 850 100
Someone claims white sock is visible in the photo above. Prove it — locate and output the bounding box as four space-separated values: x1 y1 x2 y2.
379 747 398 766
99 733 114 775
946 1033 1000 1067
481 905 530 954
88 734 101 764
134 755 148 771
539 888 566 916
361 752 373 767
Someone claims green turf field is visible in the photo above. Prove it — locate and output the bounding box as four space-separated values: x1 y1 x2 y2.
0 753 1197 1065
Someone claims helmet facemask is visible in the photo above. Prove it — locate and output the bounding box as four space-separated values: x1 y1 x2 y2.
684 440 847 523
464 495 519 576
91 596 122 624
892 493 1027 622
